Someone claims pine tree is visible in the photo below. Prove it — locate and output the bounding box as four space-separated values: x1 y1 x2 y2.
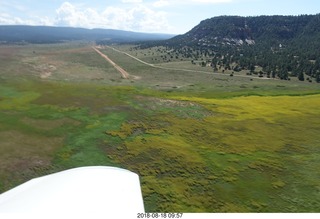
298 71 305 81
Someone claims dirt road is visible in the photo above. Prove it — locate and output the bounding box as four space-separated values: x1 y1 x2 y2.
106 45 272 80
93 47 130 79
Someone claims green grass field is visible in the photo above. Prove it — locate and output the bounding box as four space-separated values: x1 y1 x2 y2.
0 43 320 212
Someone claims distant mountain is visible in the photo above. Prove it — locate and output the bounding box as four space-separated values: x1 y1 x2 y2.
0 25 175 44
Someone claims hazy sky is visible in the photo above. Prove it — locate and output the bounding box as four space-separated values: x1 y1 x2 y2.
0 0 319 34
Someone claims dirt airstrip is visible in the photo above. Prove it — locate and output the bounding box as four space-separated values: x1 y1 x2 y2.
93 46 130 79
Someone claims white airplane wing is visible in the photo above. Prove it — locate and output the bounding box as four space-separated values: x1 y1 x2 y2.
0 166 144 216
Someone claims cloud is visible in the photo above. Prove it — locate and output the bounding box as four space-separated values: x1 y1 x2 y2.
0 0 238 33
0 12 53 26
0 1 172 33
102 5 171 32
55 2 91 27
0 13 24 25
53 2 172 33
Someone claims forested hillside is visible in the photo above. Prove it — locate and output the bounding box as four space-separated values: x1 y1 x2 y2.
140 14 320 82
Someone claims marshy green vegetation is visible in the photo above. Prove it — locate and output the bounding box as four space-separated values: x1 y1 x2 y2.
0 43 320 212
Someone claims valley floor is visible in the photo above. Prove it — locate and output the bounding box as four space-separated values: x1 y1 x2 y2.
0 43 319 212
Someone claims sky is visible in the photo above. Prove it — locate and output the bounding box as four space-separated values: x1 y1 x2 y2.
0 0 319 34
